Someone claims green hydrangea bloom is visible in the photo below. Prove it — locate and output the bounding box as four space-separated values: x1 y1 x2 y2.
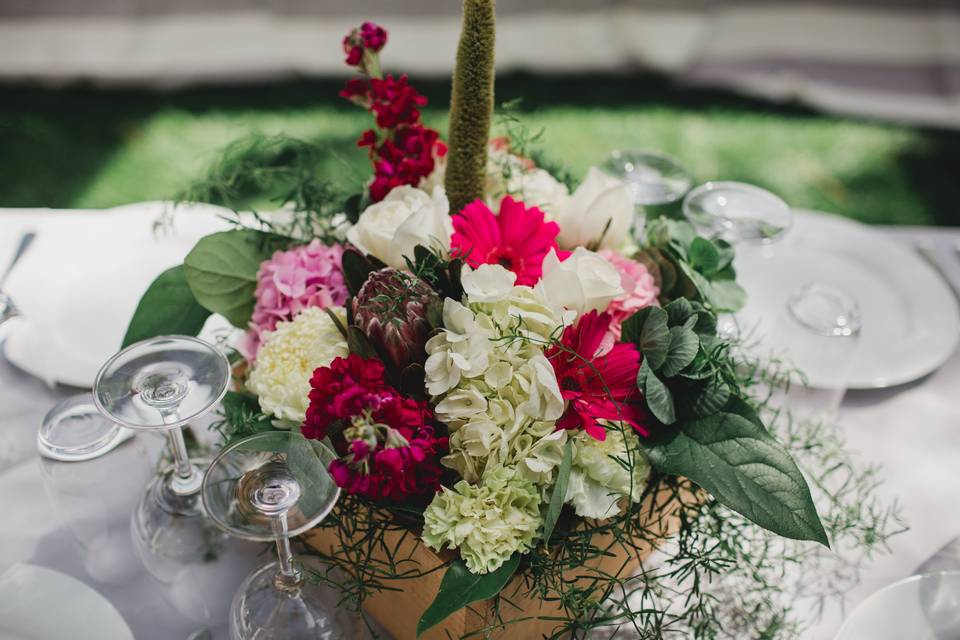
422 467 542 574
565 424 652 519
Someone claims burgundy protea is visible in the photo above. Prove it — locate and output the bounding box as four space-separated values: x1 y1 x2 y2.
352 268 439 371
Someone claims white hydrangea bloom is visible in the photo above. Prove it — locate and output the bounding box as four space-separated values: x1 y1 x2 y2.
246 306 348 422
564 425 652 520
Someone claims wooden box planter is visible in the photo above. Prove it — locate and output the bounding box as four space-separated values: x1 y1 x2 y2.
303 485 692 640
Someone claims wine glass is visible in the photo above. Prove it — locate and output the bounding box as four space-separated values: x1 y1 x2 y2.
771 283 862 422
202 431 361 640
38 393 134 462
600 149 693 235
682 181 792 249
92 335 231 580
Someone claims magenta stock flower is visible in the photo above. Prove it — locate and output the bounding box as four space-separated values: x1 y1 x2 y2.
239 240 349 360
451 196 569 286
597 249 660 340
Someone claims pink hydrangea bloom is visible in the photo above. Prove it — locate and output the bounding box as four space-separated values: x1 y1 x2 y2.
598 249 660 340
239 240 348 359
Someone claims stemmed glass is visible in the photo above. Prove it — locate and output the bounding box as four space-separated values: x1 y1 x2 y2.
600 149 693 237
202 431 361 639
682 181 792 250
92 335 231 579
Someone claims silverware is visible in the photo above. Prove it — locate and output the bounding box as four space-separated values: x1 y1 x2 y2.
0 231 36 325
916 244 960 304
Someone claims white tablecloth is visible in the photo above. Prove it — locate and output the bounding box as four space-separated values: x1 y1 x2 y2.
1 207 959 639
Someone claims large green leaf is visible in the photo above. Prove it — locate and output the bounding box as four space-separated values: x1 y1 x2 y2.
541 439 573 544
183 230 276 326
417 555 520 637
123 265 211 347
644 411 829 545
622 306 670 370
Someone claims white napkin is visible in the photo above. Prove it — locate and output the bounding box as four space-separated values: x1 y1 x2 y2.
1 201 235 387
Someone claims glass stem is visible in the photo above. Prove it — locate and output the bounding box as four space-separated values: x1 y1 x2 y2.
271 512 302 592
159 407 202 495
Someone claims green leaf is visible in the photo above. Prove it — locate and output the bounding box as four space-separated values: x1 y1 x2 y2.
123 265 211 347
660 326 700 378
645 411 829 546
622 306 670 370
541 440 573 544
342 249 375 296
689 377 732 417
663 298 695 327
417 555 520 637
347 326 377 359
638 360 676 424
689 237 720 275
706 279 747 313
183 230 276 326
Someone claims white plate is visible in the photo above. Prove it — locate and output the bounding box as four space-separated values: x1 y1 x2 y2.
735 210 960 389
0 563 134 640
836 571 960 639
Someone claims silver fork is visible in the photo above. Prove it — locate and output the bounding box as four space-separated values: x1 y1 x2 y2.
0 231 36 325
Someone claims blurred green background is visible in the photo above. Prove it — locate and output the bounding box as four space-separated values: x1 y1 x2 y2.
2 74 958 225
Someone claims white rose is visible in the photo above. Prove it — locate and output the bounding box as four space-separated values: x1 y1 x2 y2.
556 167 634 250
507 168 570 214
461 264 517 304
535 247 623 318
346 185 453 268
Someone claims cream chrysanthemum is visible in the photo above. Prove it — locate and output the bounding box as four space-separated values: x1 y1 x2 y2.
422 467 541 574
246 306 348 422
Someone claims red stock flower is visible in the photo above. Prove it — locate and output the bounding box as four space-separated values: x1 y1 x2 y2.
368 75 428 128
546 311 649 441
342 21 388 67
365 124 441 201
451 196 569 286
302 354 447 501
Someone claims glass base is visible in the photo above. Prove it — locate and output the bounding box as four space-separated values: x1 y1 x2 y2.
230 561 362 640
131 464 227 583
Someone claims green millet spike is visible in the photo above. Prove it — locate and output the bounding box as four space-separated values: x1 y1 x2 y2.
444 0 495 216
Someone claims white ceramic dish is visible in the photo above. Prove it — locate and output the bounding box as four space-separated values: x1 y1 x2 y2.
835 571 960 639
735 210 960 389
0 563 134 640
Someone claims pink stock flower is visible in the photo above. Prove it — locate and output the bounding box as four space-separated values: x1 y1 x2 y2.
547 311 649 441
451 196 569 286
597 250 660 340
239 240 349 360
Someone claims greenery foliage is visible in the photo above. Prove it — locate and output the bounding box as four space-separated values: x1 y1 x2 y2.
445 0 497 214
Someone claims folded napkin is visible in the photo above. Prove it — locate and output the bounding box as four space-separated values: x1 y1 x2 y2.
1 201 234 387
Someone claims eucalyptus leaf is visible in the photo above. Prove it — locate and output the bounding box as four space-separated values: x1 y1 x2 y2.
417 555 520 637
644 411 829 545
638 360 676 424
542 439 573 544
183 230 276 326
689 237 720 275
663 298 695 327
707 279 747 313
660 326 700 378
123 265 211 347
623 306 670 370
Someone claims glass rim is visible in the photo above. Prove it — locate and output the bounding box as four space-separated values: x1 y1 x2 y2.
683 180 790 216
202 431 341 541
92 334 230 431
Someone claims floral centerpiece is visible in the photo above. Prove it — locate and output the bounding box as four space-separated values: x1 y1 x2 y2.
125 3 901 638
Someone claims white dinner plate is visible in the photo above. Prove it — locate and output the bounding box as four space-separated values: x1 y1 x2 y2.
0 563 134 640
835 571 960 639
735 210 960 389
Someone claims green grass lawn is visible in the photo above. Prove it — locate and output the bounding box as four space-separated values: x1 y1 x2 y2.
2 74 958 225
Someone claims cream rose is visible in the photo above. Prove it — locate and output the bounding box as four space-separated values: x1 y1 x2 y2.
535 247 623 318
346 185 453 268
556 167 634 250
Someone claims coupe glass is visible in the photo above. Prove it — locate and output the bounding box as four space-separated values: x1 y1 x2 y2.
202 431 361 640
836 571 960 639
600 149 693 236
682 181 791 248
92 335 231 579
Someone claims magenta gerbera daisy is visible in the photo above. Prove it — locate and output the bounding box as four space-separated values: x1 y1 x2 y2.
450 196 569 286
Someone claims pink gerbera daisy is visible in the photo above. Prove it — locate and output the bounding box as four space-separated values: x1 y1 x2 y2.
547 310 649 441
450 196 569 286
